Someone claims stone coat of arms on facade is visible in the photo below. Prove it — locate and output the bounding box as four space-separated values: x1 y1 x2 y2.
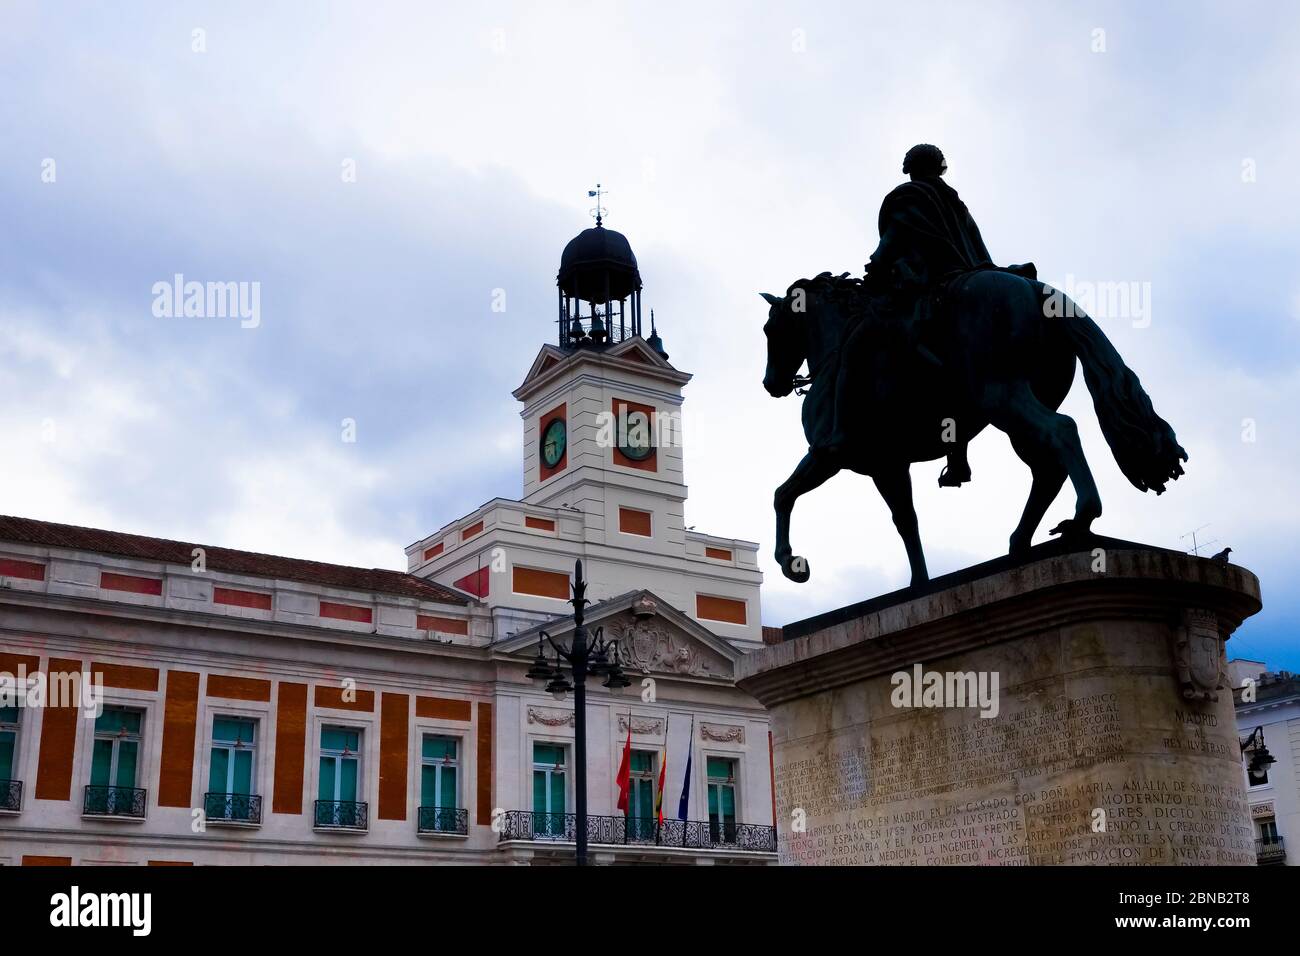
607 614 730 679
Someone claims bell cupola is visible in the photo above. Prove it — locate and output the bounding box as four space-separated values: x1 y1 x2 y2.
556 185 644 349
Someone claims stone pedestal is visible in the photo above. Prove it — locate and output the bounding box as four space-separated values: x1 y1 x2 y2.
737 541 1263 866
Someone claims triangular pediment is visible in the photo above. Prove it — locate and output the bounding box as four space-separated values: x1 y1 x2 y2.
519 344 570 388
605 337 670 368
497 589 739 681
514 338 691 401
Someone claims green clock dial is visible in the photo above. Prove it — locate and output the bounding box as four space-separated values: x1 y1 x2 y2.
618 410 654 461
541 417 566 468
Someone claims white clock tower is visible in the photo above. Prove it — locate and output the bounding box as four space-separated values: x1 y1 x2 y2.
407 213 763 649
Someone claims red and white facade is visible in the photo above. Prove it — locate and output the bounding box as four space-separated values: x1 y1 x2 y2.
0 242 777 865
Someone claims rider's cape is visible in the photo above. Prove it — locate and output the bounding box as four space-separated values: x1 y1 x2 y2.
868 176 995 286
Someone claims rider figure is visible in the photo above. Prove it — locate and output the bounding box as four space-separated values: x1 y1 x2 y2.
850 144 1034 487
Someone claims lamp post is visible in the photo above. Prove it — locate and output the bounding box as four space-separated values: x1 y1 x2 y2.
1239 726 1277 782
525 559 631 865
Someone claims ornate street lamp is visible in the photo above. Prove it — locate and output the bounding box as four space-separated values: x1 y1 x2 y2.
525 559 631 865
1240 726 1276 780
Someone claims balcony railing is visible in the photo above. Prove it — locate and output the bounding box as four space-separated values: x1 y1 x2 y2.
1256 836 1286 864
83 785 147 819
314 799 368 830
0 779 21 812
498 811 777 853
417 806 469 836
204 792 263 825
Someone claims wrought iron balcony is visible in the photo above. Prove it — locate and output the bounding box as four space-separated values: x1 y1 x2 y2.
1256 836 1286 864
497 811 777 853
417 806 469 836
314 799 368 830
0 779 21 813
204 792 263 825
83 785 147 819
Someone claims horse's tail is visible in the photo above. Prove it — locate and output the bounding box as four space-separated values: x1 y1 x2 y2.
1053 292 1187 493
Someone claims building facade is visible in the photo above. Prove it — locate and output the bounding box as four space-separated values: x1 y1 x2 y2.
1229 659 1299 866
0 218 776 866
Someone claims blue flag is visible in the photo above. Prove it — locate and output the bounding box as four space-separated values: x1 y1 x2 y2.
677 736 693 820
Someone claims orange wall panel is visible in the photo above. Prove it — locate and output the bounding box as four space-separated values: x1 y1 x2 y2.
415 696 472 722
524 516 555 532
157 670 200 808
34 657 81 800
378 693 409 821
618 507 652 537
0 557 45 580
213 587 273 611
206 674 272 702
461 520 484 540
696 594 748 625
319 601 372 623
272 682 308 814
91 661 160 691
705 546 733 561
416 615 469 635
100 571 162 595
314 685 375 712
512 566 570 600
0 651 40 674
23 856 71 866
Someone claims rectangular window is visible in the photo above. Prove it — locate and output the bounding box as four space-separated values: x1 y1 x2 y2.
88 707 143 815
706 756 738 844
532 743 567 837
420 735 459 832
318 725 362 827
0 705 18 786
626 749 657 840
207 716 256 821
1260 820 1280 844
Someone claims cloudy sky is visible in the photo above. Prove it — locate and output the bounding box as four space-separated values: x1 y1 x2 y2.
2 1 1297 668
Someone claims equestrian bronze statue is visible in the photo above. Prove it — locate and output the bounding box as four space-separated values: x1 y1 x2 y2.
761 145 1187 586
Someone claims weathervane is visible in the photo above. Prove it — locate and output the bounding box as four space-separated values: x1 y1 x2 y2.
588 183 607 225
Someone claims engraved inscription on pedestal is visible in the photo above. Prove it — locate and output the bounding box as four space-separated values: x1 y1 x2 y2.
773 683 1255 865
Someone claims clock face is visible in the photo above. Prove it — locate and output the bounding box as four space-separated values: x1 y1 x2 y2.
618 409 654 461
540 417 566 468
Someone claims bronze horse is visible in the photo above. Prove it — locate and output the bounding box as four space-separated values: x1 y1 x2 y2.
761 270 1187 585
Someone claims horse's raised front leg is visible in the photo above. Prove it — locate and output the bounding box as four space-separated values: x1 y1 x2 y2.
774 450 838 583
872 465 929 586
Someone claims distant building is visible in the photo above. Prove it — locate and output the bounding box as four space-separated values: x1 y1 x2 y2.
1229 658 1298 865
0 215 776 865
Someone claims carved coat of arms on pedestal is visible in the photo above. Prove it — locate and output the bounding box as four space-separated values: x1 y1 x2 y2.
1174 609 1227 702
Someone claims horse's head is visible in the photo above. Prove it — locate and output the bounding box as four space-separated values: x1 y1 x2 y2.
761 290 807 397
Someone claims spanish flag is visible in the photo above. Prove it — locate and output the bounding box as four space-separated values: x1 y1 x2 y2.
654 743 668 826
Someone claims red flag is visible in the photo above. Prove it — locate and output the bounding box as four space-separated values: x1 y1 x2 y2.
655 745 668 826
615 724 632 812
